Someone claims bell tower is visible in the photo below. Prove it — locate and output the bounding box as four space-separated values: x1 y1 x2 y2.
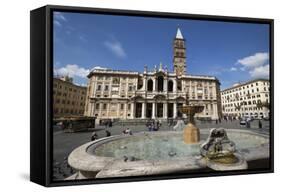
173 27 186 76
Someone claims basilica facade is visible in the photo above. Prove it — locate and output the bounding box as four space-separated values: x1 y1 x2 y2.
84 28 222 120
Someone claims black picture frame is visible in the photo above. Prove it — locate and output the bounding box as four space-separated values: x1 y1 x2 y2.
30 5 274 187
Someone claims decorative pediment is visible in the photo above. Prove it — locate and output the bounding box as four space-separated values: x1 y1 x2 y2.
153 94 166 100
175 96 186 101
154 70 166 77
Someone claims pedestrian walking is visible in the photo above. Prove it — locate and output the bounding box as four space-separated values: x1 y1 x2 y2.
148 124 152 131
246 120 251 128
258 120 262 129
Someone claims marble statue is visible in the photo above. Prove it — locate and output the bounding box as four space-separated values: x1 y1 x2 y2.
200 128 236 159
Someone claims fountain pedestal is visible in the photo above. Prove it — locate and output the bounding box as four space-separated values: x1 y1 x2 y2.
179 104 204 144
183 123 200 144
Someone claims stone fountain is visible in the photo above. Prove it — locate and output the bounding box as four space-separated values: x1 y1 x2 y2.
67 129 268 179
179 97 204 144
67 96 269 179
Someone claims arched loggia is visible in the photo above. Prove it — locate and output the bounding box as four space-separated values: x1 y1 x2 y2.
147 79 153 92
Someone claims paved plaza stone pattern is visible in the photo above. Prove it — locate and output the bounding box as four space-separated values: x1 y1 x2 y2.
52 119 269 180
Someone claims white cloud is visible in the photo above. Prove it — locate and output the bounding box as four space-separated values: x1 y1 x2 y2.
55 64 90 79
54 12 67 22
54 12 67 27
230 67 237 71
240 67 246 71
104 39 126 58
249 64 269 78
92 66 108 70
237 52 268 69
54 20 62 27
236 52 270 79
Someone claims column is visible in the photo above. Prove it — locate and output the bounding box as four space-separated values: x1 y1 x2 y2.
117 103 120 118
106 103 110 118
124 103 127 119
163 103 167 118
109 79 112 97
152 102 156 119
164 78 167 92
141 103 146 119
153 78 156 91
213 103 218 120
99 103 102 118
131 103 135 119
173 103 177 118
173 80 177 92
143 77 147 91
91 102 96 117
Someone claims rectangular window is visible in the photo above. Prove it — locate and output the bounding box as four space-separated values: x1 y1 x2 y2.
104 85 109 91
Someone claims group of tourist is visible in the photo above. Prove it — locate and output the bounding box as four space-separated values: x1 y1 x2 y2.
90 130 111 141
215 118 222 124
146 119 161 131
99 119 113 128
90 116 264 142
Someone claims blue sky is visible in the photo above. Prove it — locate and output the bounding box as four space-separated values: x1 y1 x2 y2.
53 11 270 89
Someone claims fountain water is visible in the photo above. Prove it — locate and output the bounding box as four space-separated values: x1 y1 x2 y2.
67 95 269 179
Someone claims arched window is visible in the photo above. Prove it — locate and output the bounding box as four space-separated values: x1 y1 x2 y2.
168 80 173 92
157 76 164 92
137 77 143 90
147 79 153 92
177 80 182 91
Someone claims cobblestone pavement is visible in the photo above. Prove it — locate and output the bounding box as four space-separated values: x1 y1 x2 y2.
53 119 270 180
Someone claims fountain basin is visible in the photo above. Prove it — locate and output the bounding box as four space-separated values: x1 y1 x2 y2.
68 129 269 179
